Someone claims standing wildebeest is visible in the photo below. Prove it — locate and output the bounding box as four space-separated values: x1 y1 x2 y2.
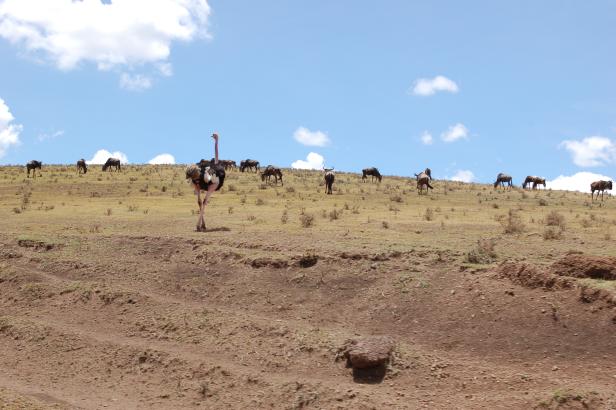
240 159 260 173
102 157 121 172
261 165 283 185
590 180 612 201
362 167 382 183
26 160 42 178
494 173 513 189
77 159 88 174
522 176 546 190
415 171 433 195
220 160 237 170
324 168 335 194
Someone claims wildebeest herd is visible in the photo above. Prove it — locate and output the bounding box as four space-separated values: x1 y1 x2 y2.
20 158 614 201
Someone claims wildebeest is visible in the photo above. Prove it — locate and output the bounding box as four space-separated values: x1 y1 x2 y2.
261 165 283 185
362 167 382 183
590 180 612 201
77 159 87 174
102 157 121 172
324 168 335 194
26 160 42 178
220 160 237 170
240 159 260 173
522 176 546 190
494 173 513 189
415 171 433 195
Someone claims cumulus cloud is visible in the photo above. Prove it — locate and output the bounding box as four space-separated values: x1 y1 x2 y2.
87 149 128 164
291 152 325 170
547 171 614 193
0 0 211 86
0 97 22 158
411 75 459 96
420 131 433 145
293 127 330 147
450 170 475 183
560 136 616 167
441 123 469 142
120 73 152 91
148 153 175 164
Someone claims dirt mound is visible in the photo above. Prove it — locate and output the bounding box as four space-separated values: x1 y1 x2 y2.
551 253 616 280
495 262 574 290
340 336 395 369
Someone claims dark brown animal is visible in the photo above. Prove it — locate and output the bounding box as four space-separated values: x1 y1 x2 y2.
494 173 513 189
591 180 612 201
424 167 432 180
196 158 213 168
26 160 42 178
324 168 335 194
220 160 237 170
77 159 87 174
362 167 382 183
522 176 546 190
102 157 121 172
240 159 260 173
415 171 433 194
261 165 283 185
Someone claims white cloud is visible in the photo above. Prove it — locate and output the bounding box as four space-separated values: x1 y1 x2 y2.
293 127 330 147
411 75 459 96
120 73 152 91
420 131 433 145
451 170 475 183
37 129 64 142
291 152 325 170
87 149 128 165
547 171 614 193
441 123 469 142
148 153 175 164
0 0 211 84
560 136 616 167
0 97 22 158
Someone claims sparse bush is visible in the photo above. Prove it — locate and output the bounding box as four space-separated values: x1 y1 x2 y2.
329 209 340 221
501 209 525 234
161 186 167 192
247 214 256 221
298 252 318 268
106 208 112 216
228 206 234 214
424 208 434 221
300 213 315 228
545 210 565 229
127 205 138 212
382 221 389 229
281 210 288 224
390 195 403 203
255 198 265 206
538 198 548 206
286 186 295 193
465 239 497 264
227 184 237 192
543 227 563 240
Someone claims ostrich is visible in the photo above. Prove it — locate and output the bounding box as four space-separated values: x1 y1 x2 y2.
324 168 335 194
261 165 283 186
186 133 226 232
102 158 121 172
494 173 513 189
77 159 88 174
591 180 612 201
362 167 382 183
415 171 433 195
26 160 42 178
522 176 546 190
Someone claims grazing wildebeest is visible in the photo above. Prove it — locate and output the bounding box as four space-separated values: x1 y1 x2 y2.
522 176 546 190
324 168 335 194
415 171 433 195
494 173 513 189
240 159 260 173
590 180 612 201
26 160 42 178
77 159 87 174
220 160 237 170
186 133 225 232
362 167 382 183
261 165 283 185
102 158 121 171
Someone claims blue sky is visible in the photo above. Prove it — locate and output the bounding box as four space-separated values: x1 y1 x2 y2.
0 0 615 190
